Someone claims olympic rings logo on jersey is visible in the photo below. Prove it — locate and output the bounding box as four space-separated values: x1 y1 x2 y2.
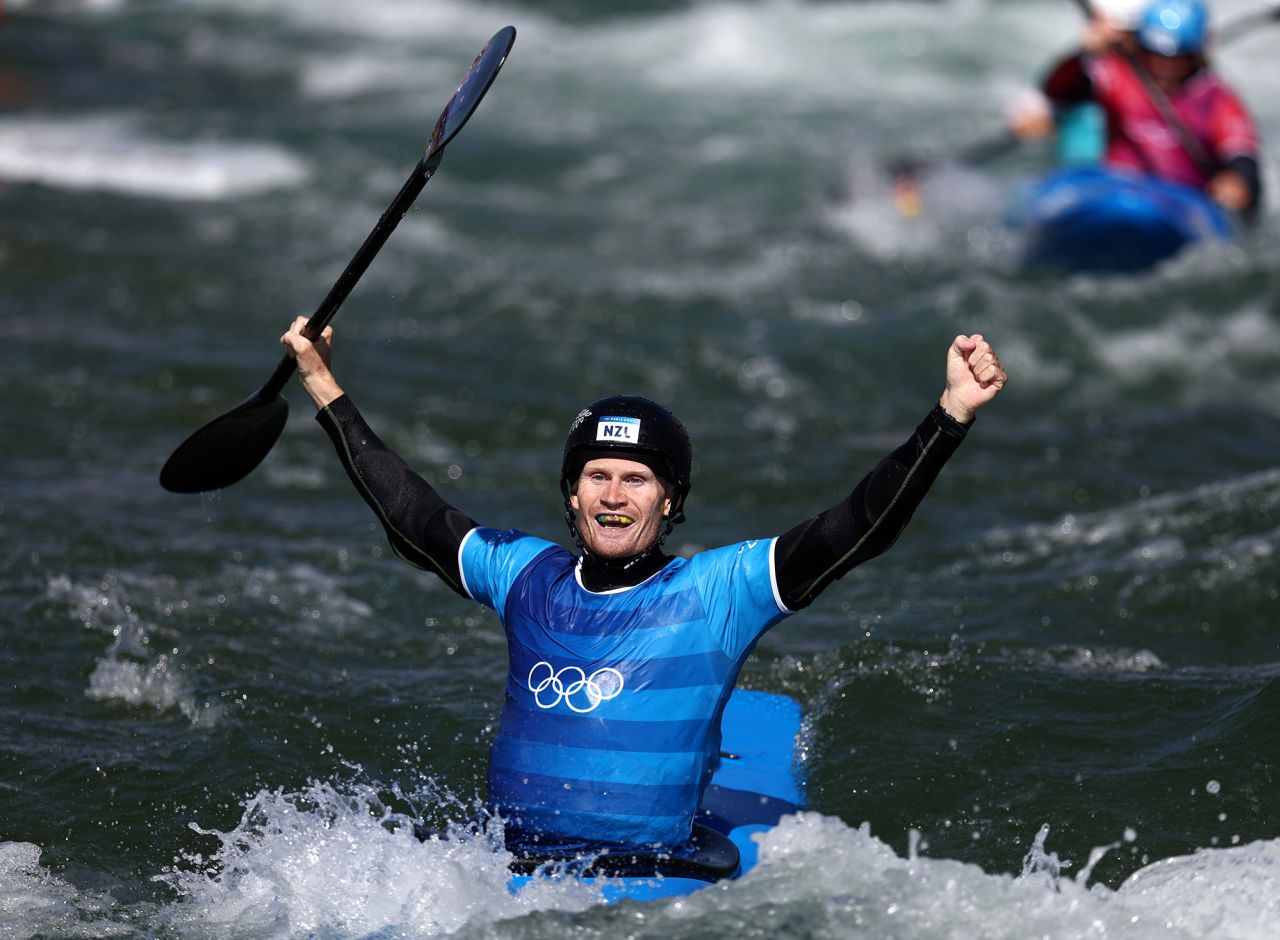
527 661 625 713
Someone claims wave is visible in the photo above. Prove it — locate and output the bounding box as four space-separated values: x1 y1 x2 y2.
3 779 1260 939
0 114 307 201
44 572 225 726
0 842 129 939
966 466 1280 589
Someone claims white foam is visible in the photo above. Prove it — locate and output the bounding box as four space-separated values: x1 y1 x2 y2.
1118 839 1280 938
298 53 424 99
1081 305 1280 400
826 162 1008 263
7 786 1276 938
0 114 307 200
0 842 128 939
1018 644 1167 674
155 779 601 939
561 1 1072 110
233 562 375 634
197 0 514 43
86 654 224 727
158 0 1111 161
45 573 224 726
971 466 1280 585
734 815 1279 939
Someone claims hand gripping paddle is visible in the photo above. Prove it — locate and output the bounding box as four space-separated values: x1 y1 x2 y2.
160 26 516 493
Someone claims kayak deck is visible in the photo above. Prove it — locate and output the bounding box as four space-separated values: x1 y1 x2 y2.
1010 167 1232 274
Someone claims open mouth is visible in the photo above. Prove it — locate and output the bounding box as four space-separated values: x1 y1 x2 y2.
595 513 635 528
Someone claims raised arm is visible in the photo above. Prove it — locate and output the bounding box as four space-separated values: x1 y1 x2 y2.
280 317 478 598
774 334 1006 610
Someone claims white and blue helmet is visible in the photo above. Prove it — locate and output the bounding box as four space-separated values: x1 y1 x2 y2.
1137 0 1209 56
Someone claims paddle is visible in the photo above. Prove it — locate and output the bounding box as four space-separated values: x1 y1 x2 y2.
160 26 516 494
886 0 1275 199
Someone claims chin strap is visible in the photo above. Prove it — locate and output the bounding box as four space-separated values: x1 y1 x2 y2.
564 497 584 550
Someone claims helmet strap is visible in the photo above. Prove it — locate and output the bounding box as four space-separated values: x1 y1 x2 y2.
564 496 585 551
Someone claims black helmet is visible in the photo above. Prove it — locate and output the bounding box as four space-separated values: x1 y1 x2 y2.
560 395 693 526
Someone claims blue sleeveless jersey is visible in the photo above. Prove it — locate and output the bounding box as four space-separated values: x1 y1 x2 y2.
459 527 792 850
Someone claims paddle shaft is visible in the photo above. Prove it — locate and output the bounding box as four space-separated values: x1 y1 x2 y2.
158 26 515 494
259 148 444 400
255 26 516 402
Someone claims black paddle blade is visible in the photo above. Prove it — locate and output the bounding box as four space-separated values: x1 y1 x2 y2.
159 392 290 493
426 26 516 158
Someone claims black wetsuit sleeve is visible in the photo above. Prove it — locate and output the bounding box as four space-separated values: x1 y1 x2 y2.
316 394 479 599
1042 52 1094 106
774 404 968 610
1225 154 1262 216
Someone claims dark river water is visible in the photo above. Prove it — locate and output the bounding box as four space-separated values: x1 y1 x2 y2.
2 1 1279 937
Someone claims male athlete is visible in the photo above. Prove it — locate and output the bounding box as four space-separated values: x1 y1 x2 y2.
281 318 1006 861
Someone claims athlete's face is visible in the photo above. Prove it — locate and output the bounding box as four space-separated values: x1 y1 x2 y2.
1138 50 1197 93
570 458 673 560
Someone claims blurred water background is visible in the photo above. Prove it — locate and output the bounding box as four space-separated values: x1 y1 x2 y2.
2 0 1279 937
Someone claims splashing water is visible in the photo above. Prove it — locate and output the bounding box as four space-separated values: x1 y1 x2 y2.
152 779 603 939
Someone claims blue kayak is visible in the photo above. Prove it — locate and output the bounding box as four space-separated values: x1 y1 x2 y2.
507 688 805 902
1010 167 1233 274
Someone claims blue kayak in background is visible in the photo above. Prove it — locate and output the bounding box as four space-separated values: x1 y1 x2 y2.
1010 167 1233 274
508 689 806 903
